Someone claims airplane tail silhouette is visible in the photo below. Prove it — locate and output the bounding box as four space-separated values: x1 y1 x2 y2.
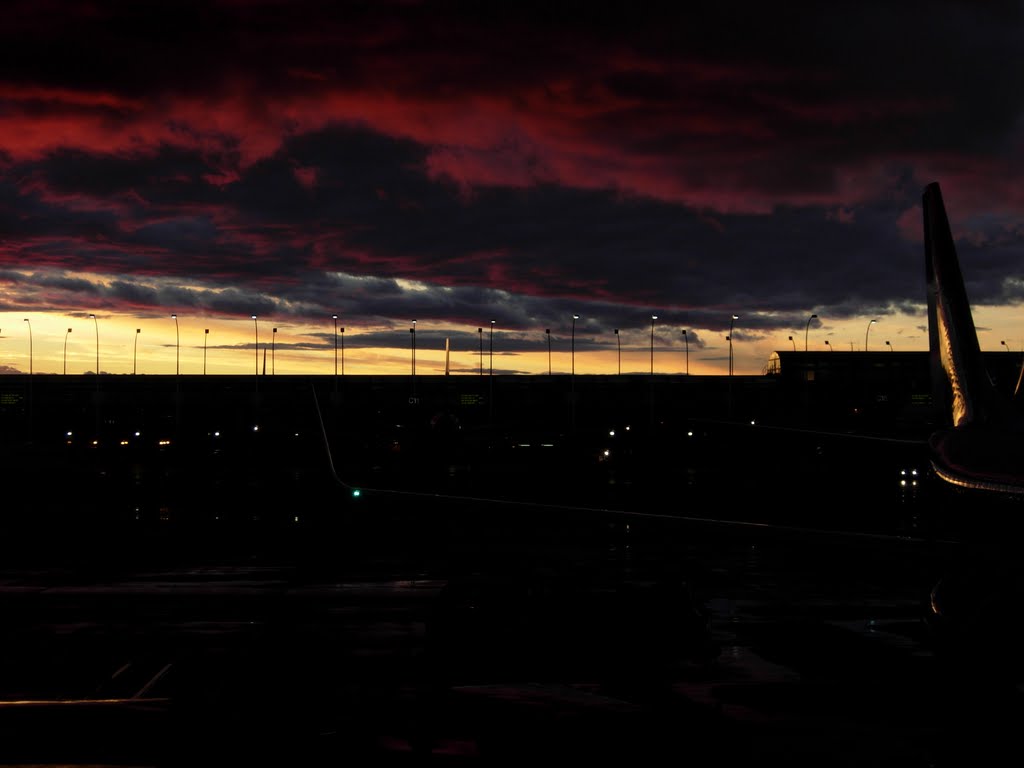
923 181 1024 495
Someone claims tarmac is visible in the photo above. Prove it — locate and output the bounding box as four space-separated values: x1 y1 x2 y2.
0 478 1022 768
1 408 1023 766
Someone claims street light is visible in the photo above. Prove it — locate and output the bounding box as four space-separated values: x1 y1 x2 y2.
23 318 32 375
89 314 98 376
489 319 495 376
545 329 551 375
805 313 818 351
789 335 795 352
865 318 877 351
825 340 833 351
64 327 72 375
332 315 338 387
203 329 208 374
729 315 739 376
171 314 179 376
251 315 258 388
615 328 621 375
682 329 688 375
1002 340 1010 352
134 329 141 375
272 327 277 374
341 326 345 376
411 320 417 378
571 315 579 375
886 340 893 352
650 315 658 375
477 328 483 375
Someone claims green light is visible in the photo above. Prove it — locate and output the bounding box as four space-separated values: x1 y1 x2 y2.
351 489 361 498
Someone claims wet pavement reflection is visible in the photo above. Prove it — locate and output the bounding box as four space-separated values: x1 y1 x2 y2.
0 483 1021 767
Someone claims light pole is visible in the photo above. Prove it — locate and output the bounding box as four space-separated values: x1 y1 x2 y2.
886 340 893 352
729 314 738 376
411 320 417 379
546 328 551 375
203 329 208 374
865 318 877 351
571 315 579 375
789 335 795 352
251 315 258 389
489 319 495 376
272 327 277 374
171 313 179 375
682 329 689 375
64 327 72 375
615 328 621 375
805 313 818 351
825 340 833 351
134 328 140 375
89 314 98 376
477 328 483 375
1002 340 1010 352
341 326 345 376
650 315 658 375
23 318 32 375
332 315 338 388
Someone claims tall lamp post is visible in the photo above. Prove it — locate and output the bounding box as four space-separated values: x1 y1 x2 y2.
615 328 621 375
682 329 689 375
789 335 795 352
865 318 877 352
1001 340 1010 352
571 315 579 375
728 314 738 376
251 315 258 390
64 327 72 375
203 329 209 374
489 319 495 376
825 340 832 351
23 318 32 375
886 340 893 352
650 315 658 375
546 328 551 375
477 328 483 375
272 327 277 374
171 313 179 375
332 315 338 388
134 328 141 375
341 326 345 375
805 313 818 351
89 314 98 376
411 320 417 379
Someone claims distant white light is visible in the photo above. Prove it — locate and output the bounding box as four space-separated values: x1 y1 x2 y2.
66 431 73 437
687 431 693 437
253 425 259 432
609 430 615 436
134 431 141 437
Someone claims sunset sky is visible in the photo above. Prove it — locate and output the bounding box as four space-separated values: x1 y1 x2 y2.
1 0 1022 376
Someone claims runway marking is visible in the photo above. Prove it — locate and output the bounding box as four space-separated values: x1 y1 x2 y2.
134 663 173 699
0 697 169 706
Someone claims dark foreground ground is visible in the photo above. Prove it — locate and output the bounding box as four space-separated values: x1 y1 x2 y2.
0 477 1022 768
1 395 1023 766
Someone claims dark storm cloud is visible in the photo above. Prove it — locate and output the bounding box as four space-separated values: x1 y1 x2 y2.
0 0 1021 354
